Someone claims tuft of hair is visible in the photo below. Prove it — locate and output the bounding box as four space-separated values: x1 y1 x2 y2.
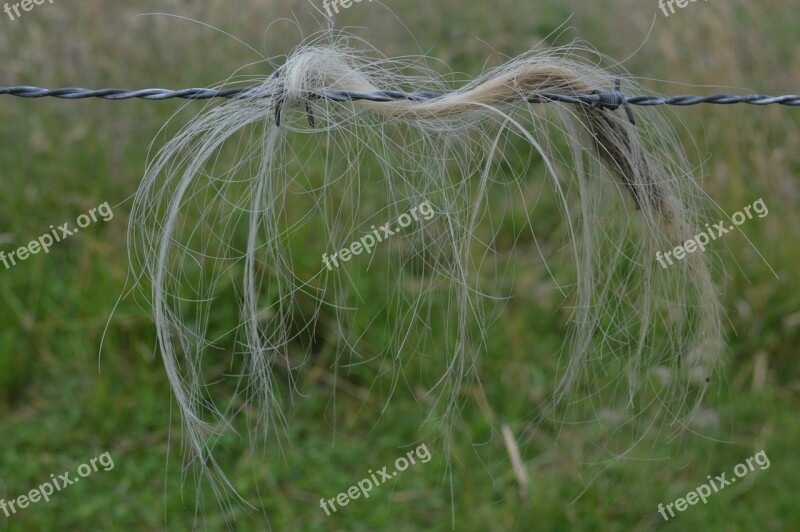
129 33 722 506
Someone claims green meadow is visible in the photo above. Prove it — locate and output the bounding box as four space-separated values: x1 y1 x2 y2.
0 1 798 530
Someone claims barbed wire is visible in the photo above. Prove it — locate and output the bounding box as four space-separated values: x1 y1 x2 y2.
1 85 799 106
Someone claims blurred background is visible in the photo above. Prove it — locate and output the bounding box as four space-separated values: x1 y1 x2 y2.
0 0 798 529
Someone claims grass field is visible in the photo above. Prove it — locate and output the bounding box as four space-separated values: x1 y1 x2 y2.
1 0 799 530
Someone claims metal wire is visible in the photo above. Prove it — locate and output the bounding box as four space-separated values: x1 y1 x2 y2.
1 85 799 106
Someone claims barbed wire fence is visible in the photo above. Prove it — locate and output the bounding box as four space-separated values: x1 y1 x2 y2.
4 83 796 130
2 85 799 105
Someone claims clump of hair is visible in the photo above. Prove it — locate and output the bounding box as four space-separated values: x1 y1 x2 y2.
129 32 722 505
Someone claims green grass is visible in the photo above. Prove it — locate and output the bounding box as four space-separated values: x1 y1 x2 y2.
1 0 799 530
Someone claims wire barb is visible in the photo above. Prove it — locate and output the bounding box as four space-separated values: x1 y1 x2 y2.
269 69 317 128
588 77 636 125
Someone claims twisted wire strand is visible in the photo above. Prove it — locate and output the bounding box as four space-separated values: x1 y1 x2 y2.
1 85 799 106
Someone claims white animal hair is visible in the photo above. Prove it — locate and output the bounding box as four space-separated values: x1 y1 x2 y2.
129 32 722 507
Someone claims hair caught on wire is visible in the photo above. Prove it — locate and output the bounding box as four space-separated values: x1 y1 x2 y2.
128 32 722 508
